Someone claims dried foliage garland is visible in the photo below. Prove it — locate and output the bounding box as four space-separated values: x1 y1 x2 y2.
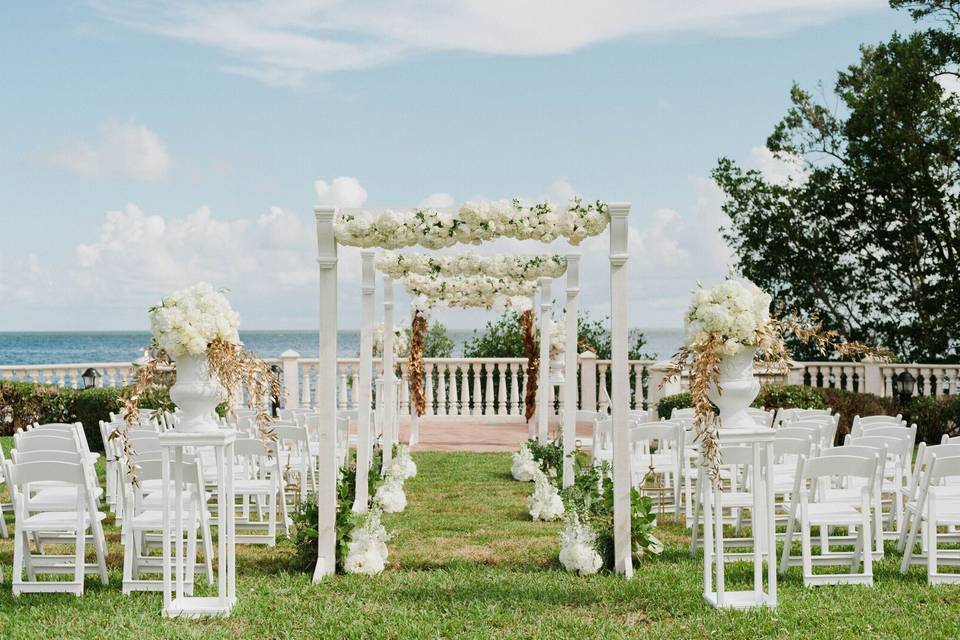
520 309 539 422
664 314 887 486
409 310 428 417
112 338 279 483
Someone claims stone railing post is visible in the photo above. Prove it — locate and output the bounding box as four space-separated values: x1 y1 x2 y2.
579 350 598 412
648 361 682 419
861 361 885 397
279 350 301 409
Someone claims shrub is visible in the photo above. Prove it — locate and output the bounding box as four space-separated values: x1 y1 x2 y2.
820 388 899 442
0 381 171 451
904 395 960 445
755 385 827 411
656 392 693 420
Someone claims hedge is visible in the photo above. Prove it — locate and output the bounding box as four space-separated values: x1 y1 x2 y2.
0 381 170 451
656 384 906 445
904 395 960 445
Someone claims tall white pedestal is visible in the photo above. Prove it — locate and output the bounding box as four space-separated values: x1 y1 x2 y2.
160 429 236 618
701 427 777 609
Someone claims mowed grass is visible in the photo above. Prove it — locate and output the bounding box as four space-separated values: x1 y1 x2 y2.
1 437 960 638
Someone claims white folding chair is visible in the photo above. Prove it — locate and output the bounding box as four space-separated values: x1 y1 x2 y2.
900 454 960 583
590 418 613 465
273 423 316 498
9 460 108 595
779 453 878 586
233 438 289 544
745 407 776 428
122 458 214 593
898 443 960 553
852 414 904 436
628 421 684 514
845 433 914 537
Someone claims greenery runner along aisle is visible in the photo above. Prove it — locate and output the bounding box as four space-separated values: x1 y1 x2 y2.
2 440 959 639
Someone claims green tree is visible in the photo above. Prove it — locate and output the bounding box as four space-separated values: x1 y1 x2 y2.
404 321 455 358
463 310 649 360
712 0 960 362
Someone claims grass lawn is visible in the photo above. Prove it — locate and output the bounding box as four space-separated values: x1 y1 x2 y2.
1 437 960 638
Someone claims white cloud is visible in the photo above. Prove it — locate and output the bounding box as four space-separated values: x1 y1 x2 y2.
419 192 455 208
47 120 171 180
314 177 368 208
91 0 880 84
749 146 809 185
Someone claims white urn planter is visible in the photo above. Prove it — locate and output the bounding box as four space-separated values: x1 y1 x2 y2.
706 348 761 430
168 354 224 433
548 355 565 385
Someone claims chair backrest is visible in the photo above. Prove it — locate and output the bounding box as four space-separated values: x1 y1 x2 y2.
12 460 87 487
14 433 79 454
775 425 821 446
793 419 837 450
11 449 85 465
773 434 813 459
593 418 613 452
802 453 878 483
670 407 695 419
845 433 912 461
745 407 775 428
858 424 917 444
927 454 960 483
272 423 309 443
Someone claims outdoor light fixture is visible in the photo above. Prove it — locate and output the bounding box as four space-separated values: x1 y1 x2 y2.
81 367 101 389
893 371 916 404
270 363 282 417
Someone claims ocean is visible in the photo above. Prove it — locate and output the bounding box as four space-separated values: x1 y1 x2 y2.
0 329 684 366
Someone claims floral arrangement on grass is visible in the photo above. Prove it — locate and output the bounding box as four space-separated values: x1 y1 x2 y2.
374 473 408 513
389 444 418 480
375 251 567 280
665 278 885 483
343 507 391 576
335 197 608 249
511 442 539 482
558 461 662 574
372 324 409 358
528 468 565 521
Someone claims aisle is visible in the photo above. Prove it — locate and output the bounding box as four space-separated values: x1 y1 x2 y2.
384 451 564 569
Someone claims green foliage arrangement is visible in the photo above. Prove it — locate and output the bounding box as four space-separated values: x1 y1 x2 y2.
524 438 564 481
403 321 454 358
561 460 662 569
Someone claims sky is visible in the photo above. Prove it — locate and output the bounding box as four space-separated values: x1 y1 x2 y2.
0 1 918 332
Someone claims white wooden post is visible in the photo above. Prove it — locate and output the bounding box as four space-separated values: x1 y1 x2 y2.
382 275 396 471
279 350 300 409
580 350 597 412
609 202 632 577
312 206 338 582
562 254 580 488
538 277 552 444
355 252 375 512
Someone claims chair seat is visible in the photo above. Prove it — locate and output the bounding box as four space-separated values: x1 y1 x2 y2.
27 486 103 510
21 510 103 531
130 510 202 529
141 491 209 509
234 479 276 495
804 502 867 525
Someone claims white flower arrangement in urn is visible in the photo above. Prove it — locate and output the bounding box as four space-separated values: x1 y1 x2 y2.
665 277 885 481
113 282 278 482
372 324 409 358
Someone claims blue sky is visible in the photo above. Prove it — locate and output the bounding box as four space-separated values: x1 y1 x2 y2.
0 1 917 331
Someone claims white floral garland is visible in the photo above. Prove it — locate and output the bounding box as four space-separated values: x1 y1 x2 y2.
334 197 608 249
375 251 567 281
402 273 538 312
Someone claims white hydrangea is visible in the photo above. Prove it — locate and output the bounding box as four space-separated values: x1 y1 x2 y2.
545 316 567 359
389 444 417 480
372 324 409 358
343 508 390 576
374 251 567 280
334 198 609 249
528 469 565 522
148 282 241 358
559 514 603 576
402 273 538 311
683 279 772 354
375 475 407 513
511 443 539 482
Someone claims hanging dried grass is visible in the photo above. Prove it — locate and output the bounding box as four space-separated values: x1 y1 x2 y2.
520 309 539 422
409 310 427 417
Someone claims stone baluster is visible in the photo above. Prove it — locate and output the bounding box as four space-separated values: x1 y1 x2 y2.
484 363 495 415
510 364 521 415
497 362 508 416
425 362 435 416
471 363 483 416
301 365 312 408
448 363 459 415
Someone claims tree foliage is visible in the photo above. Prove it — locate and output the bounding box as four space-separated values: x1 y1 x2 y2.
462 310 650 360
403 321 454 358
713 0 960 362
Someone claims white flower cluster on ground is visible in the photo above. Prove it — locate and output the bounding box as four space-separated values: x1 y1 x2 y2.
372 324 409 358
527 469 565 522
559 513 603 576
375 475 407 513
343 507 391 576
511 443 539 482
334 197 608 249
375 251 567 281
683 279 772 355
403 273 539 312
390 445 418 480
148 282 240 358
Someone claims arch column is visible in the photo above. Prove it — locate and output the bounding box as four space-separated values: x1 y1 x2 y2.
312 206 338 582
609 203 632 577
382 275 396 471
537 277 552 444
562 254 580 488
354 252 375 512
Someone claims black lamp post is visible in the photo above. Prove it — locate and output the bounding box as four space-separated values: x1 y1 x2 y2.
893 371 916 405
81 367 101 389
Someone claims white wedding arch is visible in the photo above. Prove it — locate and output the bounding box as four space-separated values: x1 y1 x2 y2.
312 200 633 579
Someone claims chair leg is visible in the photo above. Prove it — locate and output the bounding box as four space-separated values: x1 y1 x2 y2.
12 527 24 595
201 509 214 584
74 523 86 596
186 523 198 596
122 526 134 593
0 504 8 539
800 504 813 585
862 511 873 581
927 497 938 583
780 501 798 575
92 518 109 585
689 480 701 556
